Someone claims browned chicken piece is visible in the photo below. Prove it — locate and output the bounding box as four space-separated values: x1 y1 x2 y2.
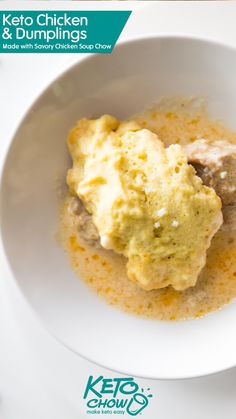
68 197 101 247
184 139 236 230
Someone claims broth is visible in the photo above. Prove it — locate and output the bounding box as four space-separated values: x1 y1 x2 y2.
59 98 236 320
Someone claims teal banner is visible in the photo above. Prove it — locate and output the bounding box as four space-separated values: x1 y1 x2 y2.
0 10 131 53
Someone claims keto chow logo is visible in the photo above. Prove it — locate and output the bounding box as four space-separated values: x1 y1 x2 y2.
84 376 153 416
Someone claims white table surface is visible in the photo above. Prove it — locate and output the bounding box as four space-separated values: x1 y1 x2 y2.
1 2 236 419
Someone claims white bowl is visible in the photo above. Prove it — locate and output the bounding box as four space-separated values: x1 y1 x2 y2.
1 36 236 380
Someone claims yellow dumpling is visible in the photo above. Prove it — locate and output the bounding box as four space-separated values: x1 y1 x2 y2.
67 115 223 290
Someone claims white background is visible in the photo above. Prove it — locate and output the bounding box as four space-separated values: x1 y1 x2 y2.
1 2 236 418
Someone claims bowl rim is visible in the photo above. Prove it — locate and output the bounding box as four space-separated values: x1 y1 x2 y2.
1 33 236 380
